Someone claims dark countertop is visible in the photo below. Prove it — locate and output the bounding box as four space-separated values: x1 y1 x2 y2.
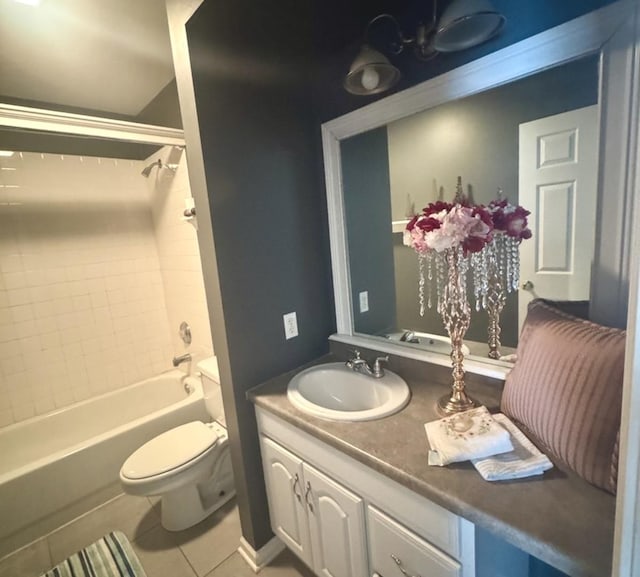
248 353 616 577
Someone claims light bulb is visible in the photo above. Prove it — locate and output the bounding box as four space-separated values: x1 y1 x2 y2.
361 67 380 91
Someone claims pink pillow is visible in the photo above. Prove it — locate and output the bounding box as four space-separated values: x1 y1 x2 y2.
501 299 625 494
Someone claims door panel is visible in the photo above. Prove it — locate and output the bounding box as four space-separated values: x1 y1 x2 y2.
303 462 368 577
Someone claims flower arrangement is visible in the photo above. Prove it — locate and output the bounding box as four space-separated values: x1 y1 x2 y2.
403 201 494 255
483 196 532 358
401 180 532 413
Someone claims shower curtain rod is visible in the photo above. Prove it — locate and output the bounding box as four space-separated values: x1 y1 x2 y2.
0 103 185 147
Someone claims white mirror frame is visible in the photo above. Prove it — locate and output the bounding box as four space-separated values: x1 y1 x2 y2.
322 0 634 380
323 2 640 573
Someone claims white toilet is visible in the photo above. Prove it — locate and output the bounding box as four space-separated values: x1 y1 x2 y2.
120 358 235 531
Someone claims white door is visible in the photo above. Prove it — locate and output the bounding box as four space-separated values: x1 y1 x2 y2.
518 105 599 330
260 436 312 566
303 463 368 577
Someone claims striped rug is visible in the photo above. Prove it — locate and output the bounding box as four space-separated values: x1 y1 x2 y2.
42 531 147 577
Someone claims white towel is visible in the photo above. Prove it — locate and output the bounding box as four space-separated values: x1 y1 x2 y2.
425 406 513 466
471 414 553 481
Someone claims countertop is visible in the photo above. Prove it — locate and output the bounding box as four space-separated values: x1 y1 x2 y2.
248 353 616 577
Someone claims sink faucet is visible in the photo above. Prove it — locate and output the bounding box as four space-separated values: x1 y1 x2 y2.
172 353 192 367
400 330 419 343
345 349 389 378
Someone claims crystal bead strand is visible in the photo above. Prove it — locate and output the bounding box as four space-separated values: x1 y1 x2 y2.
511 236 521 291
472 251 482 311
436 252 445 314
418 253 426 316
427 252 434 309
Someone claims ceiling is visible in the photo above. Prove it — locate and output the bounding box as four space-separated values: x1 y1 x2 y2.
0 0 175 116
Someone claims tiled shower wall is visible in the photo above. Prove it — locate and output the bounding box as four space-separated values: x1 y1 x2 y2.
0 150 211 428
146 146 214 362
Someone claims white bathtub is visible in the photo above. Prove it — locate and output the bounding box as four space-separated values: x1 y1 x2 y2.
0 369 208 558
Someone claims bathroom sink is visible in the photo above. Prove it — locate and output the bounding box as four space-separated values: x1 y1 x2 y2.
287 362 410 422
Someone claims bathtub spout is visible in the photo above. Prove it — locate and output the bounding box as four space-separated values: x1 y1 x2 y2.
172 353 192 367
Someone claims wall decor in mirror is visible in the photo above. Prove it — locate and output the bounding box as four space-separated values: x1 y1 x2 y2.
322 2 634 377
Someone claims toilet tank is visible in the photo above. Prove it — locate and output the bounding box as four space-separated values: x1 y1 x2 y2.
197 357 225 423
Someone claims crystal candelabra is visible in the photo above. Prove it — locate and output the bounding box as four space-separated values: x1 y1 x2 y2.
404 181 531 415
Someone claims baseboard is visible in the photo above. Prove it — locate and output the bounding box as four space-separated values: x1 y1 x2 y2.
237 535 285 573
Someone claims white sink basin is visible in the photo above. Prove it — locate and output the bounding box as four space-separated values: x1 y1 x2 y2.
287 362 410 422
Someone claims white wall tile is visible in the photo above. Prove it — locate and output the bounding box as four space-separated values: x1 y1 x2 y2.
0 152 180 428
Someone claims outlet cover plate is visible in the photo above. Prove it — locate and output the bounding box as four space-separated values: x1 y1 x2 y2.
359 291 369 313
283 312 298 339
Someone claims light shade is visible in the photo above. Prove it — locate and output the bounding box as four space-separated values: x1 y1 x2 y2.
344 45 401 95
433 0 506 52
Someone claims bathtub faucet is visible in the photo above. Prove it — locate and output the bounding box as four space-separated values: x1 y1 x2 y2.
172 353 192 367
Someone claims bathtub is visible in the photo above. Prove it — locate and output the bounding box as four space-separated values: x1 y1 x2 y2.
0 369 208 558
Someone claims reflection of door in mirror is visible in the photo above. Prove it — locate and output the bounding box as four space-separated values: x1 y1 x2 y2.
342 55 599 360
518 105 598 332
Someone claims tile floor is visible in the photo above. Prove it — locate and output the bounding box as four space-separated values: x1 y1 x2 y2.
0 495 314 577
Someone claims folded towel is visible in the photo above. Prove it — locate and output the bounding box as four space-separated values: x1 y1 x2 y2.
471 414 553 481
425 406 513 466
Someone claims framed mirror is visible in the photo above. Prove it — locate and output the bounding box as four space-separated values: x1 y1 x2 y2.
322 1 635 378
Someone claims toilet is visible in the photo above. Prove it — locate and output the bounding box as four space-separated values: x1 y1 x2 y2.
120 358 235 531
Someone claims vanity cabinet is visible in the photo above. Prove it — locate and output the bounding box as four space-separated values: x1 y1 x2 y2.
256 408 475 577
260 435 368 577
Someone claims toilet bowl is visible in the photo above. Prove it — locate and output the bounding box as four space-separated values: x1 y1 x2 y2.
119 357 235 531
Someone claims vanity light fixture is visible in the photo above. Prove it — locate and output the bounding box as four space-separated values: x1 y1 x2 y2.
344 0 506 95
0 151 15 157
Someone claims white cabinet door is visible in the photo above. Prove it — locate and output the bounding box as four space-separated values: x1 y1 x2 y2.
260 436 312 567
303 463 368 577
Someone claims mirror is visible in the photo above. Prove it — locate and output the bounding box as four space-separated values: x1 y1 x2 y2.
341 56 599 362
322 3 632 375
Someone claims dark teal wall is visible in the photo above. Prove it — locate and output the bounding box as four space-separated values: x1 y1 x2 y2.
186 0 335 548
185 0 615 556
342 127 397 336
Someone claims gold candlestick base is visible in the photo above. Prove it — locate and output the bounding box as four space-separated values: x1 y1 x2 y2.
437 248 477 415
437 391 477 415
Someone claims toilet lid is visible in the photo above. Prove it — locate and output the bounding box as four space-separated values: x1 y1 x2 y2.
122 421 219 480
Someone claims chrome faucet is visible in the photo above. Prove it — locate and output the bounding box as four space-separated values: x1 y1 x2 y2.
345 349 389 378
172 353 192 367
400 330 419 343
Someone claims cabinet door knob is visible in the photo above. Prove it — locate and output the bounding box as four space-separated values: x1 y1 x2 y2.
390 554 421 577
292 473 302 503
304 481 314 512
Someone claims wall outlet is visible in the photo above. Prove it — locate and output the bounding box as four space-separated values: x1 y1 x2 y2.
283 311 298 340
359 291 369 313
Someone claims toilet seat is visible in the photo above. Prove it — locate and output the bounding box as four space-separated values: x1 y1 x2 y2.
122 421 219 480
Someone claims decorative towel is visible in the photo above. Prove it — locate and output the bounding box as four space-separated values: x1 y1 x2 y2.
471 414 553 481
425 406 513 466
41 531 147 577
